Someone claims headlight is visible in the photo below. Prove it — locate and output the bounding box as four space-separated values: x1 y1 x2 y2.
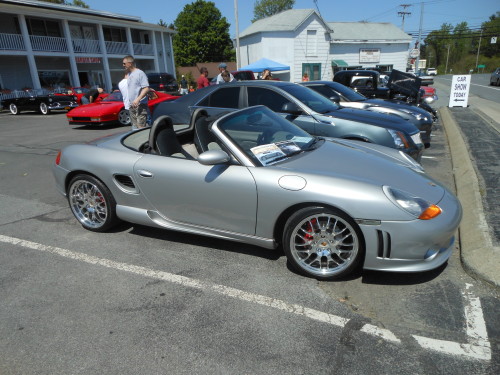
387 129 410 149
383 186 442 220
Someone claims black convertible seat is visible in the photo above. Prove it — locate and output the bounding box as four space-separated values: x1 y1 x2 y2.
194 116 219 153
149 116 194 159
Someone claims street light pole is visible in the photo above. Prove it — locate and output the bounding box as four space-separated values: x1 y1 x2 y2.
415 1 424 73
234 0 240 69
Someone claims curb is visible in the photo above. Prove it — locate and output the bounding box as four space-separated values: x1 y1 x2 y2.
439 107 500 288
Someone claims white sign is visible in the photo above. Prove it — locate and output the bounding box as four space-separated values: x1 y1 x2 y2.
448 75 471 108
491 37 497 44
409 49 420 58
359 49 380 63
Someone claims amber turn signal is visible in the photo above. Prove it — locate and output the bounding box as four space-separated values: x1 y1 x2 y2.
419 204 442 220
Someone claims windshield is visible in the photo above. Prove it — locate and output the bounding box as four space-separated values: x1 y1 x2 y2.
103 92 123 102
217 106 317 166
281 84 340 113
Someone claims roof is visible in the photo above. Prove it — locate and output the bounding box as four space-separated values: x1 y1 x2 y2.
239 9 411 42
240 9 321 38
327 22 411 42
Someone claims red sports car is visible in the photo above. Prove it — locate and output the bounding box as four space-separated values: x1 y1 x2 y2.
66 90 179 126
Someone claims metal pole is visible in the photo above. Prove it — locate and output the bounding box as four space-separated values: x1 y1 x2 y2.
415 1 424 73
445 44 450 74
234 0 240 70
475 28 483 72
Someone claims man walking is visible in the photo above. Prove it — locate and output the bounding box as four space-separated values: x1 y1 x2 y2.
122 55 149 129
179 75 188 95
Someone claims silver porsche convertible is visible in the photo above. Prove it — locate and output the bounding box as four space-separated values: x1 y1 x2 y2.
53 106 462 280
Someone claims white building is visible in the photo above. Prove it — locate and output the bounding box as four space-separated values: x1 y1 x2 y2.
238 9 412 82
0 0 176 92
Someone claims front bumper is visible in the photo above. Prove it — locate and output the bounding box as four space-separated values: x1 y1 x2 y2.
49 102 78 111
360 189 462 273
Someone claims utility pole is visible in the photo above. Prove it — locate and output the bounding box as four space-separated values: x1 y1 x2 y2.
234 0 240 69
475 28 483 72
398 4 412 31
415 1 424 73
445 44 450 74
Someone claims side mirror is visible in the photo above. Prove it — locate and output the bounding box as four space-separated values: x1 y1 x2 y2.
198 150 230 165
281 102 302 115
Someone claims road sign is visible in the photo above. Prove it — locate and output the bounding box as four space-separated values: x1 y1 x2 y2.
448 75 471 108
491 37 497 44
409 49 420 58
477 64 486 68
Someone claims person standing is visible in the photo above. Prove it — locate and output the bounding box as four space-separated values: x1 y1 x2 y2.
179 75 188 95
302 73 309 82
122 55 149 129
81 87 103 104
197 67 209 89
216 63 235 84
261 69 272 80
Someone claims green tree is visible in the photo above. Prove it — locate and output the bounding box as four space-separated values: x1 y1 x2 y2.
37 0 89 7
479 12 500 58
424 23 453 67
173 0 234 66
252 0 295 22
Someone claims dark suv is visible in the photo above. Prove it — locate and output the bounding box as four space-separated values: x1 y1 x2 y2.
147 73 178 94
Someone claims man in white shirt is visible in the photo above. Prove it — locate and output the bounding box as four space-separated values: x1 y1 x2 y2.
122 55 149 129
215 63 235 84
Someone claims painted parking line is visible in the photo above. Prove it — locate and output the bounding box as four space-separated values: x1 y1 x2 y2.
0 234 491 361
439 77 500 91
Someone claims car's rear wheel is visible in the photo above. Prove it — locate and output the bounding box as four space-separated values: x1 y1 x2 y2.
118 109 130 125
9 103 19 115
39 102 49 115
283 207 364 280
67 174 119 232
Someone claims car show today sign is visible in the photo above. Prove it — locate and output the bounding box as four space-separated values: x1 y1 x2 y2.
448 75 471 108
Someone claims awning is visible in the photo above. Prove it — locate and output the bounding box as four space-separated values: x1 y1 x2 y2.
331 59 349 67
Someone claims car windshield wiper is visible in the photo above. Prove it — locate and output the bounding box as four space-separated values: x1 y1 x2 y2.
304 137 323 151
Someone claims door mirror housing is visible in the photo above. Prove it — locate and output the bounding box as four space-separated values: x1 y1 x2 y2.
198 150 230 165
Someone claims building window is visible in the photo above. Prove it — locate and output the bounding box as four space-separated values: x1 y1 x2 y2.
302 63 321 80
26 18 61 37
306 30 317 56
376 64 393 74
103 27 127 42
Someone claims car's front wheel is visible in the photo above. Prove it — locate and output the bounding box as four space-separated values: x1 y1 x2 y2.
118 109 130 125
283 207 364 280
67 174 119 232
39 102 50 115
9 103 19 115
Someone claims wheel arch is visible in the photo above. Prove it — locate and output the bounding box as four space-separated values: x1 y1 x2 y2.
64 169 106 194
272 202 366 248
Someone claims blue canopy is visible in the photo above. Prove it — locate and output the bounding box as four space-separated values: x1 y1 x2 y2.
239 58 290 73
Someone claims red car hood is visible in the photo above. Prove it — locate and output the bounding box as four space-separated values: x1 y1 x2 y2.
67 101 124 117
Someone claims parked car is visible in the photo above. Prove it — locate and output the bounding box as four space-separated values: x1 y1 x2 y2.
53 105 462 280
427 68 437 76
147 73 179 94
334 70 438 120
490 68 500 86
413 71 434 86
300 81 433 148
60 87 108 104
1 89 78 115
66 89 178 126
153 80 424 161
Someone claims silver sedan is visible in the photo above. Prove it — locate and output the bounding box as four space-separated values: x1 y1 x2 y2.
53 106 462 280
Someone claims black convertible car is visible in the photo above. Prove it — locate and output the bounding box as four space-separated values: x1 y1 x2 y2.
1 89 78 115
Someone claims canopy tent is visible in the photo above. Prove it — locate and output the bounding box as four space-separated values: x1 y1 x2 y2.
239 58 290 73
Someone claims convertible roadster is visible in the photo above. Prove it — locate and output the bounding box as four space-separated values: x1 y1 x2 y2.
66 89 178 126
53 106 462 280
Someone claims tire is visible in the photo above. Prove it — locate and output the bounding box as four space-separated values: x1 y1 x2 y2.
283 206 365 280
118 109 130 126
67 174 119 232
39 102 50 115
9 103 19 115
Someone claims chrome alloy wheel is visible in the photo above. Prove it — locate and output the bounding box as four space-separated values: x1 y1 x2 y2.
289 213 360 278
40 102 49 115
69 179 108 229
118 109 130 125
9 103 19 115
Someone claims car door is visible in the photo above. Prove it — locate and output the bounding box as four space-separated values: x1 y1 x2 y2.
133 154 258 235
246 87 316 135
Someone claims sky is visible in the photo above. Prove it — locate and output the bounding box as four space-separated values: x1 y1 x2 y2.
82 0 499 42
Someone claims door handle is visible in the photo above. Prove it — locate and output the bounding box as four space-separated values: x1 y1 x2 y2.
137 170 153 178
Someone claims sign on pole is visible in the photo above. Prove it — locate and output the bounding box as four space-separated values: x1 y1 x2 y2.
448 75 471 108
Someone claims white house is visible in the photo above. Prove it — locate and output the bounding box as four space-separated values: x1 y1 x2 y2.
238 9 412 82
0 0 176 92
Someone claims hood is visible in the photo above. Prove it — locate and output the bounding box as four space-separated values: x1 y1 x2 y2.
278 139 444 203
366 99 431 117
318 107 419 134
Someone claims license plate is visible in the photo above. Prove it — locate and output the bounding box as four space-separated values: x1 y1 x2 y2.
65 107 70 110
411 133 422 145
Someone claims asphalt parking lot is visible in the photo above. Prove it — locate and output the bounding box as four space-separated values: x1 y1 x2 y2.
0 99 499 374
